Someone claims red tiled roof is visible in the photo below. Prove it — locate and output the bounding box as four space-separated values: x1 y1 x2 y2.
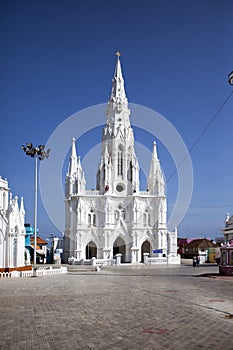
187 238 216 249
30 236 47 245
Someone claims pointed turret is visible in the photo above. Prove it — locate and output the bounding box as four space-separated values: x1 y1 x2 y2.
20 196 25 216
68 137 78 176
66 138 86 196
104 143 109 161
148 141 165 196
9 192 13 206
77 156 86 189
152 141 158 161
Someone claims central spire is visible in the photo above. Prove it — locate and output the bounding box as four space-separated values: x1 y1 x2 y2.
106 52 130 127
109 52 127 105
97 53 139 195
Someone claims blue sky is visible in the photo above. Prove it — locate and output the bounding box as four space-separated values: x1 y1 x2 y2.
1 0 233 240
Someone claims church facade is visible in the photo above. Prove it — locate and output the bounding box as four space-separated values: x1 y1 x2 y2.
0 176 26 269
64 54 179 264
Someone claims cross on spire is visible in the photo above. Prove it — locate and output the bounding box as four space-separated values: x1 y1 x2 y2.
115 51 121 59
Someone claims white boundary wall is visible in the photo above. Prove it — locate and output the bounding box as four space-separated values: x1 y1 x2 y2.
0 266 67 278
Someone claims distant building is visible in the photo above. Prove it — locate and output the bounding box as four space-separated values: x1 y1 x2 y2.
219 214 233 275
24 224 48 264
0 176 26 270
221 213 233 244
215 236 225 245
30 235 47 264
178 238 216 263
64 54 179 264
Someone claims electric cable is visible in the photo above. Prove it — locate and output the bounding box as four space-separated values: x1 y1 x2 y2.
166 90 233 184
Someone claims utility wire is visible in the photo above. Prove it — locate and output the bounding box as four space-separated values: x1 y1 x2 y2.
166 90 233 184
191 205 233 208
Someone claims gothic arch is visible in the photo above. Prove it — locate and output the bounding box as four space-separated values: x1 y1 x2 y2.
85 241 97 259
143 208 151 227
141 240 151 262
127 147 133 181
88 209 96 227
117 145 124 176
113 236 126 262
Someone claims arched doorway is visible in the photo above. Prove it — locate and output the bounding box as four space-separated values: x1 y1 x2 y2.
141 240 151 262
113 237 126 263
86 241 97 259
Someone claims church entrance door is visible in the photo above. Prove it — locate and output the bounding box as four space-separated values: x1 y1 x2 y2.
86 241 97 259
141 240 151 262
113 237 126 263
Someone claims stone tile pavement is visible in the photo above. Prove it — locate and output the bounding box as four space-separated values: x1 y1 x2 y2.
0 263 233 350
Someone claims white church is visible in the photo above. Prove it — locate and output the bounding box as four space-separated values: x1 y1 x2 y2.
64 53 179 264
0 176 26 270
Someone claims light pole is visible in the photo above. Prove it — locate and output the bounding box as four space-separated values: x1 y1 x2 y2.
21 143 50 277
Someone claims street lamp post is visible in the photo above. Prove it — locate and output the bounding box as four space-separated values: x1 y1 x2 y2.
21 143 50 277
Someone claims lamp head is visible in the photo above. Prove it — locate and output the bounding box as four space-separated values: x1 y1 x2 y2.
228 71 233 86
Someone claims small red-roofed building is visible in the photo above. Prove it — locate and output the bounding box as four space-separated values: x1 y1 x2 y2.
30 236 47 264
178 237 216 263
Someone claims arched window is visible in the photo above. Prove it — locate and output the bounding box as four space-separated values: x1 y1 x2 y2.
127 147 132 181
3 192 6 210
93 213 96 226
86 241 97 259
143 209 151 227
127 161 132 181
88 209 96 227
114 207 126 223
88 213 91 226
117 146 123 175
114 210 119 223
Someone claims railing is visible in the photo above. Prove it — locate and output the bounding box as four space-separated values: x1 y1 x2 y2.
21 270 33 277
147 255 181 265
68 258 92 265
0 271 21 278
139 191 150 196
92 258 115 266
148 257 167 264
0 267 67 278
68 257 115 266
85 190 100 196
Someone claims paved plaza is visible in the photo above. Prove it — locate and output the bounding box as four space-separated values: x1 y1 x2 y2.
0 262 233 350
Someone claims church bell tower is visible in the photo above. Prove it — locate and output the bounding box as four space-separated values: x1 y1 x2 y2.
96 52 140 195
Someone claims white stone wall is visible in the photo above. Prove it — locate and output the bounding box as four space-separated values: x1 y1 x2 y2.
0 177 26 268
